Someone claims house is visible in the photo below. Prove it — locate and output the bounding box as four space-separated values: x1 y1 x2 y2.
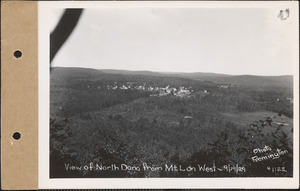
176 87 191 97
148 87 154 91
120 85 128 90
137 86 143 90
159 89 168 96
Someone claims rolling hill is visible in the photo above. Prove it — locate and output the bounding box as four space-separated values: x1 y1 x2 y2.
50 66 294 178
51 67 293 89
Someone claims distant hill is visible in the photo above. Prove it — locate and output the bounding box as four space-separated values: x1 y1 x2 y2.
166 73 293 89
99 69 293 89
51 67 106 81
50 67 202 88
99 69 165 76
51 67 293 89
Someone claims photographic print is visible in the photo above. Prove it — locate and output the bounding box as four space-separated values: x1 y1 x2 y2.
38 1 299 189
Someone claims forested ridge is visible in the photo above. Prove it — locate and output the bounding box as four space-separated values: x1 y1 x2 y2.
50 67 293 178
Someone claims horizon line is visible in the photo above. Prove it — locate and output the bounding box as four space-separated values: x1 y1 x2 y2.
51 66 294 77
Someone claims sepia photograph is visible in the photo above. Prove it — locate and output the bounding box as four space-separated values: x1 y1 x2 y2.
38 1 299 189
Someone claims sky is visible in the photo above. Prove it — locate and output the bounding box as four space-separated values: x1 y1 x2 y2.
49 7 297 76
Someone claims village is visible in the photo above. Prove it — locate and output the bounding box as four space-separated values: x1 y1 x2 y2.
83 81 211 98
103 82 200 97
84 81 293 104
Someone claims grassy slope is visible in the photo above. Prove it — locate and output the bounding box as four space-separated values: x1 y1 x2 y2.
222 111 293 139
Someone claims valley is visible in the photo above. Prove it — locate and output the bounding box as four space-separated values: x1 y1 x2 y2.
50 67 293 178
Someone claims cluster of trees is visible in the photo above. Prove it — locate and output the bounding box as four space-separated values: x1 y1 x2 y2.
50 109 293 178
50 114 293 178
52 82 293 119
50 70 293 178
182 115 293 177
50 112 231 177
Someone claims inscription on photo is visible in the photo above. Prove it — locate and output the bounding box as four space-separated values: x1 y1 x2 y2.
251 145 289 162
64 162 246 174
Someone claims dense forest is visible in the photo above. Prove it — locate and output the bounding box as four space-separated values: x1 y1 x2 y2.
50 67 293 178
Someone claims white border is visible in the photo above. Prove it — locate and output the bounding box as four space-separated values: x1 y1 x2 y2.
39 1 299 189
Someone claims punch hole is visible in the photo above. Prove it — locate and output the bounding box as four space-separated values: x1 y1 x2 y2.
12 132 21 140
14 50 22 58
